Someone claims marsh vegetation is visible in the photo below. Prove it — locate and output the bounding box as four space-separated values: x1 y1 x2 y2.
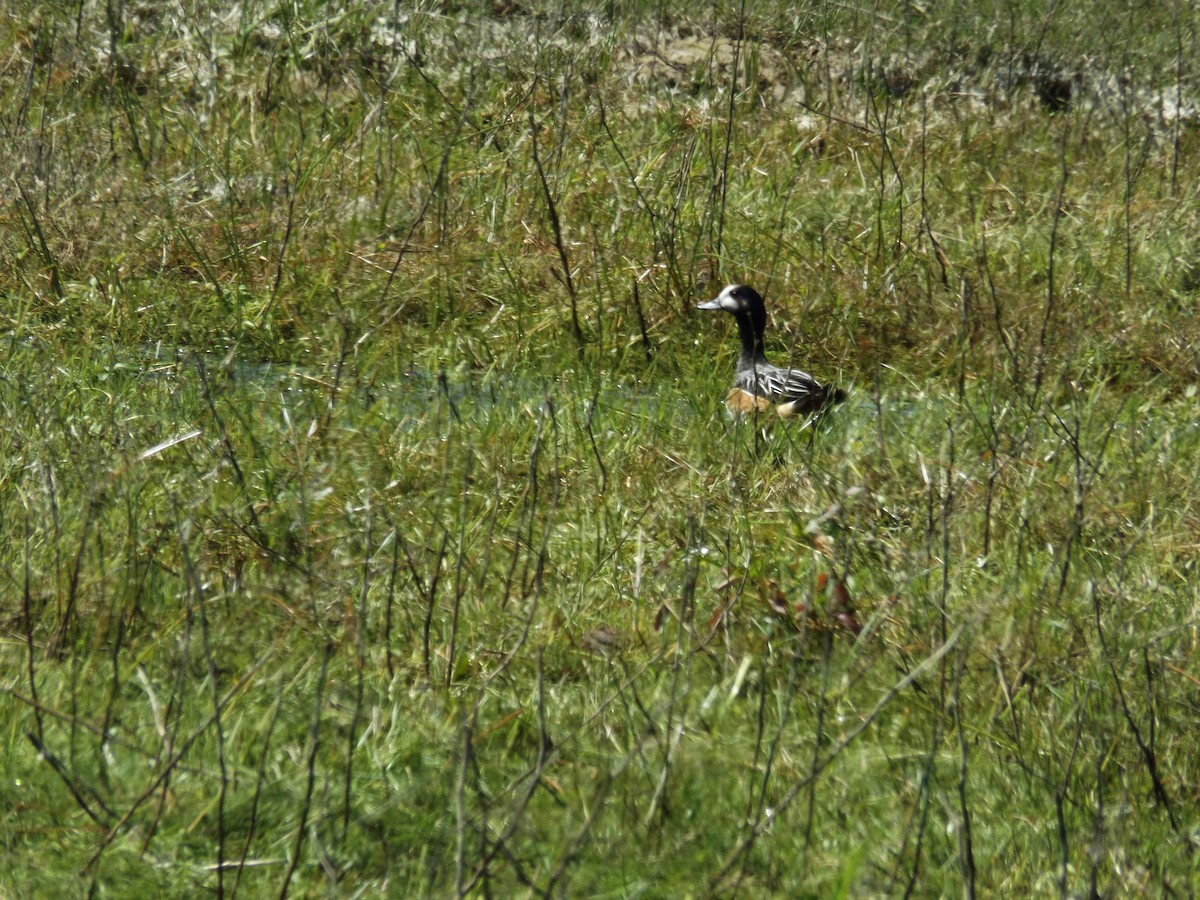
2 1 1200 894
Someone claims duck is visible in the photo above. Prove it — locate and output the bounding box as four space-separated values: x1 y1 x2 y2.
697 284 846 418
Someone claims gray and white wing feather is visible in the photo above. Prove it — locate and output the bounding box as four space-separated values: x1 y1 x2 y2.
735 364 825 405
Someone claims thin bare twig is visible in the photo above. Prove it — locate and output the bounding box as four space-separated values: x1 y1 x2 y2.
710 626 965 893
83 631 290 873
529 107 584 353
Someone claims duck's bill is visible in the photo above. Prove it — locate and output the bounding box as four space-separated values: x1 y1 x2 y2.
696 298 722 310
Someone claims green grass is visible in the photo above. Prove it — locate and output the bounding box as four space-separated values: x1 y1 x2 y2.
3 0 1200 895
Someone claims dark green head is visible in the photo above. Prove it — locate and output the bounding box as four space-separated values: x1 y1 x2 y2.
697 284 767 338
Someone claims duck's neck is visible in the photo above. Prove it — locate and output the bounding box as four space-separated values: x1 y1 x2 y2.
735 313 767 369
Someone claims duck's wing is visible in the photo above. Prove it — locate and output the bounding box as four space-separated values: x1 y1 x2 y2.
735 364 828 407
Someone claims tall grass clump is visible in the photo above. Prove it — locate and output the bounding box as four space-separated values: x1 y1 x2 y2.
2 0 1200 895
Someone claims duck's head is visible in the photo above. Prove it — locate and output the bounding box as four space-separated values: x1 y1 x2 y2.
697 284 767 334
